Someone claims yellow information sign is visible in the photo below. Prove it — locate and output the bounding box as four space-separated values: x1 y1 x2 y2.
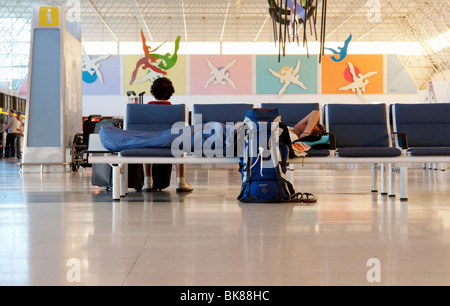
39 6 59 27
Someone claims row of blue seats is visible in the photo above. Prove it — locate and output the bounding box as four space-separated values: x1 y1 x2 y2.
123 102 450 159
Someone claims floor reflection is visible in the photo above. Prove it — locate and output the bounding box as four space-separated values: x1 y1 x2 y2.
1 160 450 285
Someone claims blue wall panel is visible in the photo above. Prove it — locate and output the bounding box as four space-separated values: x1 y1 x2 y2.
28 29 61 147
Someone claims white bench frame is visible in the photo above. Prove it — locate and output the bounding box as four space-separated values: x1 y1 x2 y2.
87 134 450 200
87 102 450 201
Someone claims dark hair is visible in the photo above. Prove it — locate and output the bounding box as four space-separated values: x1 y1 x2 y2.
313 123 325 136
150 77 175 100
9 110 14 114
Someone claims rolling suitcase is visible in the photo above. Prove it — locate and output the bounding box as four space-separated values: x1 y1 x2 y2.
150 164 172 191
91 163 144 191
91 118 144 191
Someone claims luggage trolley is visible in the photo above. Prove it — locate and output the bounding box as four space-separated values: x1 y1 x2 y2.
70 114 102 171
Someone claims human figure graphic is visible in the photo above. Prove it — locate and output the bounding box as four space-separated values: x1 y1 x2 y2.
136 70 164 84
204 59 237 90
152 35 181 71
129 31 180 86
339 61 378 101
82 48 111 83
325 34 352 62
268 59 307 97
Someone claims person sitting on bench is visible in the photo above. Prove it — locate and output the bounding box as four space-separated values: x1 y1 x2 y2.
143 77 193 193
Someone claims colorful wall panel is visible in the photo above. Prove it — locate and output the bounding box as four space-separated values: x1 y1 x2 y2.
256 55 318 96
82 55 121 95
322 54 384 95
190 55 252 95
80 53 418 100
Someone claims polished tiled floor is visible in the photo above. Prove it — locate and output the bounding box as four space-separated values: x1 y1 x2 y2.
0 158 449 286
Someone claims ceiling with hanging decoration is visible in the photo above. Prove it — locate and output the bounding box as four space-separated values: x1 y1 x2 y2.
0 0 448 89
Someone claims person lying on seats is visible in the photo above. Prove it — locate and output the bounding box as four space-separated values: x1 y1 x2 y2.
287 110 325 143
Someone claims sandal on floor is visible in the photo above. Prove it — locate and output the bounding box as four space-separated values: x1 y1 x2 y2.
302 192 317 204
290 192 304 203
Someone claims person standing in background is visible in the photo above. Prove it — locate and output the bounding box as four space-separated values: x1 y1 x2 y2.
0 110 21 158
15 112 24 159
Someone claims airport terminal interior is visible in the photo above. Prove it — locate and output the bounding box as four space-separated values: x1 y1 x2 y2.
0 0 450 286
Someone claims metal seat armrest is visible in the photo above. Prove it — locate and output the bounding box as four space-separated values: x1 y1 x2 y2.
325 132 337 150
392 132 408 149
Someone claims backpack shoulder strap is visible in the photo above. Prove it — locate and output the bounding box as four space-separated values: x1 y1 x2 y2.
278 122 297 159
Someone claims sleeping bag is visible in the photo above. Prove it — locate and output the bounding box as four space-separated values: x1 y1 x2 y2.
99 122 238 157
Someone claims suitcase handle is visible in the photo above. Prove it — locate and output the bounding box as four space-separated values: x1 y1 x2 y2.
138 91 145 104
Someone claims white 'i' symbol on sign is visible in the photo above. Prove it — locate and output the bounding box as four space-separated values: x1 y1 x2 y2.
46 9 53 24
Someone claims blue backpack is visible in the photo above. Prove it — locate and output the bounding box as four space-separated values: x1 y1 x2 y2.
237 108 298 203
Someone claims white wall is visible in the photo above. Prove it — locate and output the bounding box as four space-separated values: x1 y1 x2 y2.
83 93 421 117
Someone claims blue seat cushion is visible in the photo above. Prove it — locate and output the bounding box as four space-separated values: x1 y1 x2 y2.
126 104 186 132
260 103 319 127
120 148 176 157
193 104 253 124
328 104 390 147
394 103 450 147
306 149 330 157
408 147 450 156
337 147 402 157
